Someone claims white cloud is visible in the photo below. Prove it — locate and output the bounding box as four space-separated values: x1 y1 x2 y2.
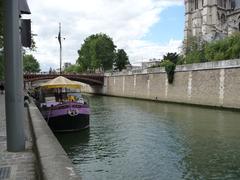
126 39 182 65
26 0 183 71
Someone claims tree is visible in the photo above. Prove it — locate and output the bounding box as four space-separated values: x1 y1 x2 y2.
64 64 83 73
0 1 37 79
183 32 240 63
163 52 179 64
184 36 206 64
114 49 129 71
77 33 116 72
23 54 40 73
205 32 240 61
163 60 176 84
158 52 180 84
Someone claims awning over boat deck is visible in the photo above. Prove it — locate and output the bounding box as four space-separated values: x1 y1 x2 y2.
40 76 81 89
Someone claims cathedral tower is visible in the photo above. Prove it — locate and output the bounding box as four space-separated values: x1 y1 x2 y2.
184 0 240 44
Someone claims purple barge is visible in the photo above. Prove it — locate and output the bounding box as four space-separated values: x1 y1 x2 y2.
40 99 90 132
37 76 90 132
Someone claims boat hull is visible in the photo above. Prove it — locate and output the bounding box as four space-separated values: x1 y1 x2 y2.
47 114 89 132
40 102 90 132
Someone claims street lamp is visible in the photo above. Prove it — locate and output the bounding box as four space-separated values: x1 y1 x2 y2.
4 0 31 152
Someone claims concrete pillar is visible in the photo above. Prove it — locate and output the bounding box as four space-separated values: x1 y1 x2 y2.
4 0 25 151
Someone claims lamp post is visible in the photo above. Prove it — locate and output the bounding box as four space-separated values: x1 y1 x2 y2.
4 0 31 152
57 23 65 75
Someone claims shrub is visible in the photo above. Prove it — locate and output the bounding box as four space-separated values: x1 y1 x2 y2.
163 60 176 84
186 32 240 63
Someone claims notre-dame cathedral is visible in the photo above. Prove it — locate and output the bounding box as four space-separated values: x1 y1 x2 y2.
184 0 240 42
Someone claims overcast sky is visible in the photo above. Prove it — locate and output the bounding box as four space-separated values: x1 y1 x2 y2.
25 0 184 71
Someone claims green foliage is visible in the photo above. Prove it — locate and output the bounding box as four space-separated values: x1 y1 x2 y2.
176 55 185 65
184 37 206 63
158 53 179 84
185 36 200 53
30 34 37 51
185 33 240 63
64 64 83 73
0 0 36 79
64 65 77 73
150 33 240 83
23 54 40 73
77 33 116 72
114 49 130 71
147 52 180 84
163 52 179 64
164 60 176 84
185 50 206 64
205 33 240 61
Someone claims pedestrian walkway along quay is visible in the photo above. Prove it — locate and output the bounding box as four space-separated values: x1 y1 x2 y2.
0 94 81 179
0 95 36 179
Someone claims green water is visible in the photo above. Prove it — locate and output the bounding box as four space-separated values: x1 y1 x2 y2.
56 95 240 180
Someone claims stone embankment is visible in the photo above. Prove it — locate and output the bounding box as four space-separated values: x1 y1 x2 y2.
82 59 240 110
0 93 80 179
27 98 81 180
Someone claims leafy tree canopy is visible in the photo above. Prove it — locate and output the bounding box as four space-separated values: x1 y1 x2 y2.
0 0 36 79
114 49 130 71
77 33 116 72
184 36 206 64
64 64 83 73
163 52 179 64
23 54 40 73
184 32 240 64
163 60 176 84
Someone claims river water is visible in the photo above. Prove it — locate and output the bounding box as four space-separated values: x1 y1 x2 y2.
56 95 240 180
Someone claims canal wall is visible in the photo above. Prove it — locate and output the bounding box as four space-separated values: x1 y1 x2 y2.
26 99 81 180
82 59 240 110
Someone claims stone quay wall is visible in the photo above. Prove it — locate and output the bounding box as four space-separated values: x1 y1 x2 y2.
26 99 81 180
82 59 240 110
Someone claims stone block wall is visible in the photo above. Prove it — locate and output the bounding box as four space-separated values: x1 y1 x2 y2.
82 59 240 110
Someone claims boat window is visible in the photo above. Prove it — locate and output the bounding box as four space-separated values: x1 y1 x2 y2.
68 95 76 102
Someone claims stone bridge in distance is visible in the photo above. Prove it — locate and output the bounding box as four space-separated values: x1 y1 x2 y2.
24 73 104 86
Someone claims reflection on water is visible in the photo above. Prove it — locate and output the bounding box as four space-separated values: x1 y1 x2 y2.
56 95 240 180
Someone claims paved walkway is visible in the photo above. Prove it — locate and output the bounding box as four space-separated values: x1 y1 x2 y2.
0 94 37 180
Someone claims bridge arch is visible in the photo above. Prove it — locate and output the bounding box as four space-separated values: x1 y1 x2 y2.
24 74 104 86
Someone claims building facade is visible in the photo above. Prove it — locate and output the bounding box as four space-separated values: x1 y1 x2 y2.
184 0 240 43
142 59 161 69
